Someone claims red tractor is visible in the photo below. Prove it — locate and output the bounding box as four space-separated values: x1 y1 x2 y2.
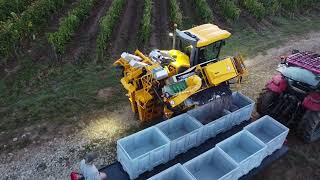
257 50 320 142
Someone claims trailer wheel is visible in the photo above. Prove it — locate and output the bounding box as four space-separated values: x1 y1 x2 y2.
299 111 320 143
257 89 279 116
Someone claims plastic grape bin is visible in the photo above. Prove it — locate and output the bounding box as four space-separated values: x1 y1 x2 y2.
156 114 203 159
147 163 196 180
186 99 229 125
227 92 255 128
245 115 289 155
187 103 232 142
117 127 170 179
187 92 255 142
217 131 267 177
183 148 239 180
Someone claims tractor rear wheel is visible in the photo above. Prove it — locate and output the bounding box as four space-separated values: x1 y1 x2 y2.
299 111 320 143
257 89 279 116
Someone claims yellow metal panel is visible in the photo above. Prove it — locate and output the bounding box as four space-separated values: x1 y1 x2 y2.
169 75 202 107
204 58 238 86
134 49 154 65
128 96 137 113
137 102 146 122
166 50 190 69
135 89 153 104
185 24 231 47
120 77 136 93
233 54 248 76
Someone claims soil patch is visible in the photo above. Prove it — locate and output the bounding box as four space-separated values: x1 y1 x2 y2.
0 105 140 179
206 0 230 30
237 10 278 32
149 0 170 50
97 87 114 101
180 0 203 28
238 10 262 31
108 0 144 58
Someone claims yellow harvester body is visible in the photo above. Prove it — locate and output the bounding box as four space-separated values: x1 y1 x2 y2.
113 24 247 122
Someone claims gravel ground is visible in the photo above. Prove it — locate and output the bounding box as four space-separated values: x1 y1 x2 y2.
240 32 320 101
0 106 141 180
0 32 320 180
239 32 320 180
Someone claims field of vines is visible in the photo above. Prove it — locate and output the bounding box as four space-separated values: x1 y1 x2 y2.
48 0 97 55
96 0 126 58
0 0 319 63
0 1 319 178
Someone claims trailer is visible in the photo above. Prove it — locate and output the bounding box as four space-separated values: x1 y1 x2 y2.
98 121 288 180
82 93 289 180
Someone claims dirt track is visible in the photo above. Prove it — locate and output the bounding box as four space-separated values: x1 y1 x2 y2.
108 0 144 58
149 0 170 49
64 0 113 61
180 0 202 28
241 32 320 180
0 32 320 179
206 0 229 29
240 32 320 102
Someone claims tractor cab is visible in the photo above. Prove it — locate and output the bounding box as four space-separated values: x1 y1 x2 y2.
174 24 231 66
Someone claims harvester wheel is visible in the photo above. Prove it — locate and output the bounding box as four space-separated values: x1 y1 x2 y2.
299 111 320 143
257 89 279 116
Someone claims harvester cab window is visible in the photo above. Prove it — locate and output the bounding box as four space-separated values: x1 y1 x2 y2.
176 39 193 57
198 40 224 64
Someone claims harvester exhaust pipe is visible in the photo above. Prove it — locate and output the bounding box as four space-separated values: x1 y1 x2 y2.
169 24 178 49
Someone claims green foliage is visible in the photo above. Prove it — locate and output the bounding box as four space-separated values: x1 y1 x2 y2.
260 0 280 15
243 0 266 20
279 0 298 11
96 0 126 58
280 0 318 11
0 20 20 61
0 0 67 61
218 0 241 21
298 0 319 8
169 0 183 27
194 0 214 22
48 0 96 54
140 0 152 43
0 60 125 131
14 0 66 39
222 15 320 57
0 0 34 22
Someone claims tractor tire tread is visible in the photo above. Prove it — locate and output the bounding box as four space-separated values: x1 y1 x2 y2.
299 111 320 143
257 89 278 116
